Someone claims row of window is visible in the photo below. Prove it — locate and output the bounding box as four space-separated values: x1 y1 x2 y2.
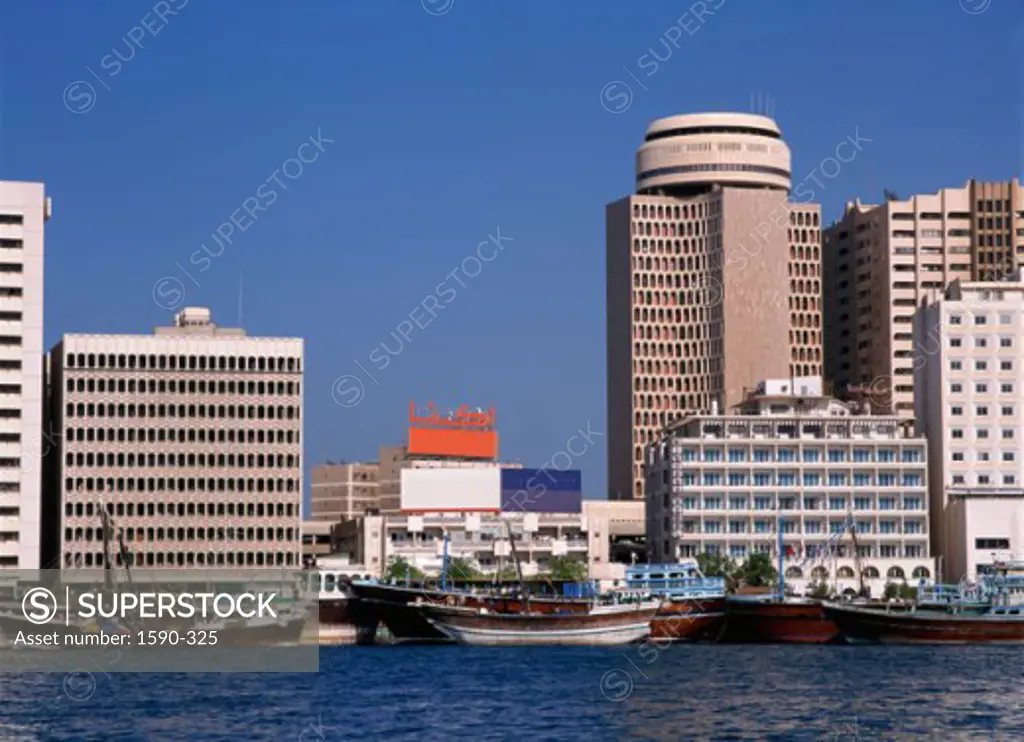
66 353 301 372
64 477 300 494
684 544 926 559
65 526 297 542
678 448 924 463
66 378 299 395
951 474 1018 486
632 202 715 220
64 427 298 444
949 313 1015 326
64 551 297 568
673 495 925 510
951 451 1016 463
675 472 925 487
64 501 298 518
66 452 300 469
949 360 1015 372
950 405 1016 417
65 403 300 420
949 337 1015 349
949 428 1017 440
675 521 925 535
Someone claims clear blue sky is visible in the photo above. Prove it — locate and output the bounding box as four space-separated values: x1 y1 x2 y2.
0 0 1019 502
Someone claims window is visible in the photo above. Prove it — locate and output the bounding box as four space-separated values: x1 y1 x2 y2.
952 429 964 439
978 429 990 439
1001 337 1013 348
976 538 1010 550
1005 475 1017 485
952 452 964 462
976 383 988 393
1002 383 1014 394
953 475 965 484
950 315 962 325
950 361 962 371
976 315 988 325
1003 429 1015 440
977 405 989 416
976 361 988 371
1001 361 1014 371
950 338 962 348
1003 406 1015 416
975 338 987 348
978 475 991 485
950 383 963 393
951 406 963 416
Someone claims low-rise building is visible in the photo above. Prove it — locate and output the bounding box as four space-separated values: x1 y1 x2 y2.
309 462 379 521
645 378 935 596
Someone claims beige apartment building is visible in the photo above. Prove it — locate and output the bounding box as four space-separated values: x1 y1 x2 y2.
309 461 379 521
607 112 823 500
42 307 304 570
823 178 1024 417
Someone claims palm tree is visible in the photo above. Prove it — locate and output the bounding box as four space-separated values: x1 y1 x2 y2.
445 557 483 583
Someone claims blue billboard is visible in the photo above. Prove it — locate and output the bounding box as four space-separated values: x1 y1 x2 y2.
500 468 582 513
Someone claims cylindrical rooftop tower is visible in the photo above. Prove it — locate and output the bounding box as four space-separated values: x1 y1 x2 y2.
635 112 791 196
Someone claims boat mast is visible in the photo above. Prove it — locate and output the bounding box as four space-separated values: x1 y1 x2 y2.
778 516 785 599
847 513 864 596
440 531 450 592
100 508 114 591
504 519 525 590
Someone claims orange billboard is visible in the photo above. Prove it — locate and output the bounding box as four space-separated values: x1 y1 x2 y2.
408 401 498 459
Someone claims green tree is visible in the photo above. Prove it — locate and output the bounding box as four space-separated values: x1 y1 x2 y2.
897 583 918 601
883 582 900 600
382 556 424 583
494 566 520 582
738 553 778 588
696 552 740 592
808 581 833 600
444 557 482 583
545 556 588 582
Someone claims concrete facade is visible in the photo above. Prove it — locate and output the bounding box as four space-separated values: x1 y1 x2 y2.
824 178 1023 417
914 276 1024 580
607 113 822 500
44 307 304 570
0 181 48 569
309 461 379 521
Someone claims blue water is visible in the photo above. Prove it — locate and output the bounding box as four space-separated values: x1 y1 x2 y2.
1 645 1022 740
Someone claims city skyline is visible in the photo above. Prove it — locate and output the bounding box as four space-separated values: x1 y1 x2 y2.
0 0 1016 501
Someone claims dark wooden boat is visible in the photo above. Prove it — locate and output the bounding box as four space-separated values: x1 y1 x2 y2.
722 596 841 644
421 600 661 646
348 581 591 644
651 596 727 642
824 602 1024 644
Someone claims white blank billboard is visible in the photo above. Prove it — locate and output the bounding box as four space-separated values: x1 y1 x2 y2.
400 468 501 512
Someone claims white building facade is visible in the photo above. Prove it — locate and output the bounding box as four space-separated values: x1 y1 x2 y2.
45 307 304 570
646 378 935 596
0 181 49 569
915 277 1024 581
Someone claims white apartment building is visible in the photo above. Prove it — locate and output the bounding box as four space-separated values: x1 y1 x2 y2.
915 276 1024 581
44 307 304 570
332 501 644 585
824 178 1023 417
646 378 935 596
0 181 49 569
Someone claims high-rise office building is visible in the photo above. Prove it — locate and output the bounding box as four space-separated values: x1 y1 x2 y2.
0 181 49 569
43 307 304 570
823 178 1023 417
607 113 823 500
914 275 1024 579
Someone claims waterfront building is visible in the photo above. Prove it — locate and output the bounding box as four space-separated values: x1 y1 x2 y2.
0 180 49 569
331 500 644 585
607 112 823 500
645 378 934 596
823 178 1024 417
914 275 1024 581
42 307 304 569
309 461 379 522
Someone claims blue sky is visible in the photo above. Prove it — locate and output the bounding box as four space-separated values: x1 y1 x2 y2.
0 0 1019 502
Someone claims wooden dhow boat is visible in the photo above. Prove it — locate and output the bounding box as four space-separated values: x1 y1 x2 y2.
420 595 661 646
626 562 727 642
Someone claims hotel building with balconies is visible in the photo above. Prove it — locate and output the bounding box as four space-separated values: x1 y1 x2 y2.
645 378 935 595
